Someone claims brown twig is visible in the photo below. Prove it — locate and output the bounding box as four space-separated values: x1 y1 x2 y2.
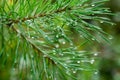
8 7 72 25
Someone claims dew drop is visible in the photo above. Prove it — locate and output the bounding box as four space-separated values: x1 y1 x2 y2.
55 62 57 64
73 56 75 59
66 70 69 74
55 44 59 48
31 37 35 39
64 64 67 66
100 21 104 23
91 4 95 7
44 35 48 38
56 35 59 38
90 59 95 64
62 41 66 44
60 53 64 56
77 61 81 63
65 67 68 69
61 34 64 36
59 39 66 44
80 35 83 38
70 43 73 46
43 55 47 57
92 38 95 41
94 71 98 75
109 36 113 40
53 53 56 55
52 50 56 53
73 71 76 73
94 53 98 56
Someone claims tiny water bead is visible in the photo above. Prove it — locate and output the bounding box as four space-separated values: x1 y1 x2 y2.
90 59 95 64
70 43 73 46
52 50 56 53
91 4 95 7
100 21 104 23
108 35 113 40
94 71 98 75
53 52 56 55
77 61 80 63
94 53 98 56
56 35 59 38
31 37 35 39
55 44 59 48
58 38 66 44
43 55 47 57
73 70 76 74
92 38 95 41
60 53 64 56
62 41 66 44
72 56 75 59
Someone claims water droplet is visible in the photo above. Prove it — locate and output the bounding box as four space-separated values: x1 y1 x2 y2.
77 61 80 63
91 4 95 7
53 50 56 53
44 35 48 38
32 37 34 39
73 71 76 73
94 71 98 74
73 56 75 59
92 38 95 41
65 67 68 69
80 35 83 38
55 62 57 64
56 35 59 38
109 35 113 40
66 70 69 74
53 53 56 55
59 39 66 44
61 34 64 36
62 41 66 44
70 43 73 46
59 53 64 56
64 64 67 66
55 44 59 48
100 21 104 23
94 53 98 56
43 55 47 57
90 59 95 64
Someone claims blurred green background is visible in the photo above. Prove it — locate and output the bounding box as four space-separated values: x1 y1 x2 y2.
98 0 120 80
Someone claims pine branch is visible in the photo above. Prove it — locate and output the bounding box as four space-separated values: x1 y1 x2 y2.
4 6 72 26
0 0 113 80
